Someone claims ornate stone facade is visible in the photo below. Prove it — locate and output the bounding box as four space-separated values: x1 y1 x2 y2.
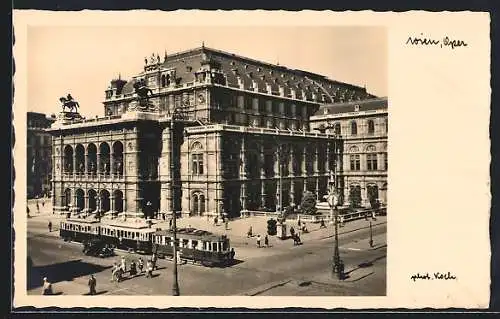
48 46 386 218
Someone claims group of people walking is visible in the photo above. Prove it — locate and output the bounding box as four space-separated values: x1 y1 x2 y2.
111 254 158 283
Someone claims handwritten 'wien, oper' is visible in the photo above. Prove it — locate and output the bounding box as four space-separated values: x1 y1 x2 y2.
410 272 457 282
406 34 468 49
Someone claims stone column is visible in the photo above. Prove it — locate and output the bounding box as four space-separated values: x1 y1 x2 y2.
110 148 115 178
96 151 101 177
83 194 88 213
260 143 266 179
110 194 115 215
261 181 266 209
290 180 295 206
326 142 331 172
288 145 294 177
72 146 76 176
240 136 246 179
302 145 307 177
84 149 88 177
240 182 247 213
313 142 319 175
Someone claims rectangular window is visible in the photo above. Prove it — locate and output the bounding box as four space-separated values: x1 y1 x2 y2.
191 154 204 175
350 154 360 171
385 154 388 170
367 154 378 171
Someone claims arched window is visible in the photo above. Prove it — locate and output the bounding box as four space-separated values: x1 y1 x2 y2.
367 120 375 134
161 74 166 87
334 123 341 135
351 121 357 135
349 185 362 208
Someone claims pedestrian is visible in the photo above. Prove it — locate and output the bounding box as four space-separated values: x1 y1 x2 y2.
169 218 173 230
152 253 158 270
88 275 97 295
146 260 153 278
256 234 261 248
319 218 327 229
48 221 52 233
230 248 235 260
290 226 295 238
120 256 127 274
297 217 301 227
42 277 53 295
111 263 118 281
264 235 269 248
27 206 30 218
42 200 45 208
225 219 229 230
247 226 253 238
36 201 40 213
339 215 345 227
137 257 144 275
214 216 218 226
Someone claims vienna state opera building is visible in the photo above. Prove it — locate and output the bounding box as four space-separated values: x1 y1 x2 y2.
48 46 388 219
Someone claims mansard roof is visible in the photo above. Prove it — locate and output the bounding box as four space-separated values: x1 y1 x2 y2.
120 46 378 103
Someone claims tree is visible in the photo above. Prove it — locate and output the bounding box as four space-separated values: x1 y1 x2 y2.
300 191 318 215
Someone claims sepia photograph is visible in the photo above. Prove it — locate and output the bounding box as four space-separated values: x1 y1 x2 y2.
13 10 490 309
25 25 387 297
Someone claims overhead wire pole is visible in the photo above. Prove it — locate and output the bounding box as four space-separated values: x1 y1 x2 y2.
170 108 181 296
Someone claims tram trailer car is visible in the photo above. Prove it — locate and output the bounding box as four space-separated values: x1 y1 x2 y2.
153 228 234 267
99 224 156 254
59 219 100 243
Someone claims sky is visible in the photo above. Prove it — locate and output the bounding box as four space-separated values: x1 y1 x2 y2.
27 26 387 118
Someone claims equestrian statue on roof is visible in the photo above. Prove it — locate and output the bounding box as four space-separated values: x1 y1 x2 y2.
133 78 154 108
59 94 80 113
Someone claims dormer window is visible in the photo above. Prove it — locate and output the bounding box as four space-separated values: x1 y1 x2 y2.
257 67 262 72
269 70 273 75
244 64 249 69
230 61 235 66
323 108 329 115
291 76 295 80
281 73 285 78
354 104 360 112
186 66 192 72
248 71 253 78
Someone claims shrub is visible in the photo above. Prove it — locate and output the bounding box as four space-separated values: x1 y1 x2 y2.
267 219 277 235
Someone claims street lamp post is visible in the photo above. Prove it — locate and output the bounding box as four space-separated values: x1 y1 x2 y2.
170 107 183 296
369 218 374 248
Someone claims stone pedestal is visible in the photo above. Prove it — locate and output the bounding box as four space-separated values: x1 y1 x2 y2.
277 223 287 240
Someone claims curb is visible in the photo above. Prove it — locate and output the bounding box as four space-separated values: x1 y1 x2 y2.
239 279 292 296
318 221 387 240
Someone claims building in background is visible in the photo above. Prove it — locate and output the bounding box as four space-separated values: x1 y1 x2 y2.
47 46 387 218
27 112 56 199
310 98 388 208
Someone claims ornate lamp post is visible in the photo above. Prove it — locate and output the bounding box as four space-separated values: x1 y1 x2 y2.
327 170 341 277
170 106 184 296
369 218 374 247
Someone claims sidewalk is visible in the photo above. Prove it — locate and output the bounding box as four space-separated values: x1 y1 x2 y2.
156 215 386 244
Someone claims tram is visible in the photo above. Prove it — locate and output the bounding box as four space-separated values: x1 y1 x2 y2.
152 227 234 267
99 223 157 253
59 218 100 243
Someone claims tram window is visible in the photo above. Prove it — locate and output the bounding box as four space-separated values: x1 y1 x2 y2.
182 239 189 248
212 242 218 252
192 240 198 250
136 232 139 240
222 242 228 251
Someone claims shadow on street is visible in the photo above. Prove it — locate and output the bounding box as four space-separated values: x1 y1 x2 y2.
27 256 112 289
